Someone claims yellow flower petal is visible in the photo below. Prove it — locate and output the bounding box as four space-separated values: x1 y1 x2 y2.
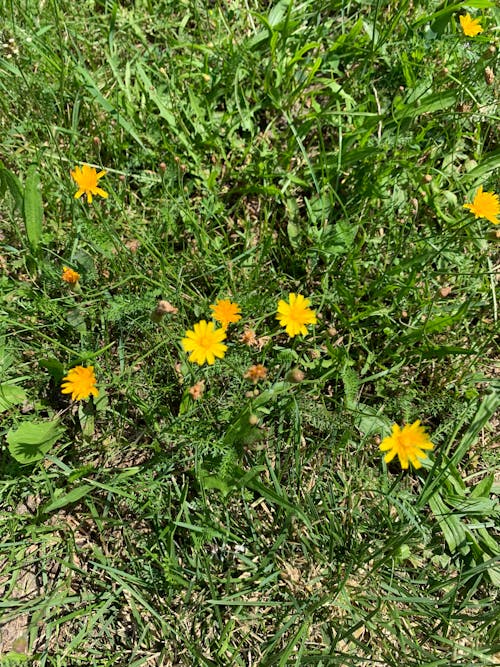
210 299 242 328
71 164 108 203
61 366 99 402
459 13 483 37
463 186 500 224
181 320 227 366
276 292 317 338
379 420 434 470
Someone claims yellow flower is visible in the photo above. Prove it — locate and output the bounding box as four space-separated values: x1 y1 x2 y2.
71 164 108 203
459 13 483 37
61 366 99 401
61 266 80 284
276 293 317 337
210 299 242 329
181 320 227 365
379 420 434 470
463 186 499 224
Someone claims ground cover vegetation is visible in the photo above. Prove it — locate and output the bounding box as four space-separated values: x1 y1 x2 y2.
0 0 499 664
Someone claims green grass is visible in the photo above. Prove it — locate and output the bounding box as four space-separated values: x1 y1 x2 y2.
1 0 499 665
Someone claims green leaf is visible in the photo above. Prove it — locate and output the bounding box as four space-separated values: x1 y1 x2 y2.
199 471 232 497
463 149 500 183
470 474 494 499
7 420 65 464
0 652 30 665
43 484 94 513
79 401 95 438
23 165 43 253
0 164 24 212
453 391 500 466
39 357 65 383
0 383 27 412
428 492 468 555
76 65 145 149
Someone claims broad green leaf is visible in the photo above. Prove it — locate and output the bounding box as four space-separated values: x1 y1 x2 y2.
39 357 65 382
79 401 95 438
428 493 468 555
43 484 94 513
0 383 26 412
23 165 43 252
463 150 500 183
453 390 500 466
7 420 64 464
0 164 24 212
470 474 494 499
395 91 456 120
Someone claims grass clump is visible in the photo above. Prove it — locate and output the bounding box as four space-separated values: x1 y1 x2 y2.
1 0 499 665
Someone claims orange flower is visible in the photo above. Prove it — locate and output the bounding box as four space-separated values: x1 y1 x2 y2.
210 299 241 329
61 366 99 401
463 186 499 224
61 266 80 284
71 164 108 203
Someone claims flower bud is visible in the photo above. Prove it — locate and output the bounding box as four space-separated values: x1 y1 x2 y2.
285 368 305 384
151 300 178 322
484 67 494 86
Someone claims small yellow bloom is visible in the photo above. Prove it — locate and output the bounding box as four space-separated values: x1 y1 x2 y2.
463 186 500 224
210 299 242 329
61 266 80 284
181 320 227 365
459 13 483 37
61 366 99 401
71 164 108 203
276 293 317 338
379 420 434 470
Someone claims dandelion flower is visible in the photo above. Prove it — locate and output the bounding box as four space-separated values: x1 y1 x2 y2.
244 364 268 383
459 13 483 37
210 299 241 329
71 164 108 203
61 366 99 401
181 320 227 365
61 266 80 284
379 420 434 470
276 293 317 338
463 186 499 224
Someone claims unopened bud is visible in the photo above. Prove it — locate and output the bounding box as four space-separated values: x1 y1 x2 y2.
151 300 178 322
484 67 494 85
285 368 305 384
